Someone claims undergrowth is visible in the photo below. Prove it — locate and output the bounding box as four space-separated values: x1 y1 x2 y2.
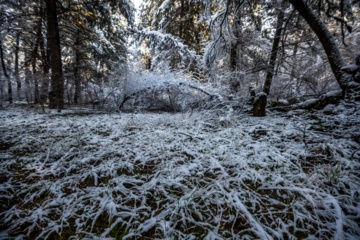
0 106 359 239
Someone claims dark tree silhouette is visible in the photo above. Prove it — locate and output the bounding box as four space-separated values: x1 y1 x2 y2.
46 0 64 110
263 3 285 96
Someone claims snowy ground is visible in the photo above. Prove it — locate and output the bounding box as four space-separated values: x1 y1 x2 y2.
0 105 359 239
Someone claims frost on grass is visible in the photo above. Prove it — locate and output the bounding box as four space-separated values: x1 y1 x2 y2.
0 106 359 239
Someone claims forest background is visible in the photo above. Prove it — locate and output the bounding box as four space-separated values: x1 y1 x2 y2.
0 0 359 112
0 0 360 239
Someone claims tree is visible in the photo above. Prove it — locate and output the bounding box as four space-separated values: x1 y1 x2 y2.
38 4 51 103
134 29 200 71
58 0 133 104
203 0 270 94
288 0 351 94
45 0 64 110
14 33 21 101
262 2 285 96
140 0 206 53
0 38 11 103
0 0 48 103
201 0 358 103
0 0 133 107
138 0 206 71
253 2 286 116
229 1 243 92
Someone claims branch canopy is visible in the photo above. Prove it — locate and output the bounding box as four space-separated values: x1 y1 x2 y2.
288 0 347 91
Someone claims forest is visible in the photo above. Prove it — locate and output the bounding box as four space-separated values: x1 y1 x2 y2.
0 0 359 239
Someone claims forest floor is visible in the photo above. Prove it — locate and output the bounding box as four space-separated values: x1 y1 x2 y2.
0 103 359 239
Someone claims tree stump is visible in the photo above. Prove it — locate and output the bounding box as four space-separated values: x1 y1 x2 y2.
253 92 267 117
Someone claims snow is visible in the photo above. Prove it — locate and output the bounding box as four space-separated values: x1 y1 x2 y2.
158 0 172 13
322 90 343 98
341 64 359 73
0 105 359 239
278 99 289 105
132 0 142 9
137 29 200 71
293 98 318 109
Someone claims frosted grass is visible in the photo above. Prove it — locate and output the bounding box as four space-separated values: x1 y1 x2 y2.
0 106 359 239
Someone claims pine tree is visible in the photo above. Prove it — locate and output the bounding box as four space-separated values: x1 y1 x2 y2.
0 0 134 107
138 0 207 71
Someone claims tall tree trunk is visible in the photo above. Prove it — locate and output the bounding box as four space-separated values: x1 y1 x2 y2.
32 7 42 104
25 61 33 104
0 40 12 103
39 4 50 99
229 2 242 93
45 0 64 110
15 33 21 101
39 29 50 98
288 0 347 92
74 34 81 104
263 4 285 96
24 54 32 103
32 56 39 103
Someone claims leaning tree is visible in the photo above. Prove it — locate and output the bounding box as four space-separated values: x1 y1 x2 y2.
288 0 356 94
206 0 358 116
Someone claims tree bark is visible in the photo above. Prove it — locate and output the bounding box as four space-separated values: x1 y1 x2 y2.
74 34 81 104
24 52 32 103
263 4 285 96
288 0 347 92
32 55 39 103
32 25 40 103
14 33 21 101
39 5 50 104
229 2 243 93
45 0 64 110
39 20 50 99
0 40 12 103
